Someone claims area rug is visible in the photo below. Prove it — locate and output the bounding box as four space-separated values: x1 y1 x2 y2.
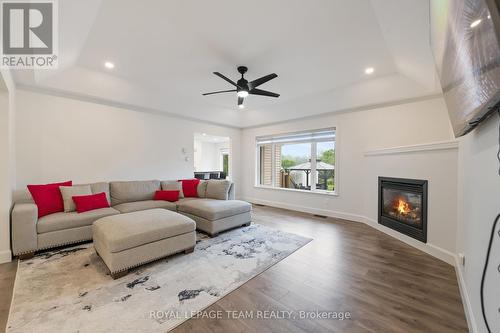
7 224 312 333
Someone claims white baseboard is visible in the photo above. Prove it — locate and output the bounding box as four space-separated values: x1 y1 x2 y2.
0 249 12 264
454 257 478 333
245 196 367 223
245 197 455 265
361 216 456 265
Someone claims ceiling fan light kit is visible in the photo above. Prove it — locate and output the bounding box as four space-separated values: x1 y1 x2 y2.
203 66 280 108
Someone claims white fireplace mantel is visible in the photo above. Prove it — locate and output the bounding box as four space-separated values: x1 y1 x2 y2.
364 140 459 157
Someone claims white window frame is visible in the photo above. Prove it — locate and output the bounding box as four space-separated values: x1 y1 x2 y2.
255 128 338 196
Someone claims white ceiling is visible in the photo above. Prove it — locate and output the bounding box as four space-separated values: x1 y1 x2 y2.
13 0 441 128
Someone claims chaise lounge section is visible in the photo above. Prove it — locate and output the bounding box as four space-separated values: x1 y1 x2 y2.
178 199 251 236
11 179 251 258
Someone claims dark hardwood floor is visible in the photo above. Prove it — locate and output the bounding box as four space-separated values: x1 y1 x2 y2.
0 261 16 332
0 205 468 333
173 205 468 333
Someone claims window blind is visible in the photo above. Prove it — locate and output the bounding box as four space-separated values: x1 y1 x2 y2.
256 128 335 145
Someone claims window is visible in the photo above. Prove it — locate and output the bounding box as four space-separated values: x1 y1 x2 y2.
256 128 337 194
278 142 312 190
222 153 229 177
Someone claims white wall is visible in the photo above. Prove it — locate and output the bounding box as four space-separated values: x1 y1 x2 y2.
456 114 500 333
241 97 458 262
0 69 16 263
194 141 218 171
15 90 242 197
193 139 203 171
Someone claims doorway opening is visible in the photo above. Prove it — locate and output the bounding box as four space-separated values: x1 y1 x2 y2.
193 133 231 180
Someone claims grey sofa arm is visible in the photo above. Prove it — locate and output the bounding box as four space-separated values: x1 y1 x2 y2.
228 183 235 200
11 203 38 256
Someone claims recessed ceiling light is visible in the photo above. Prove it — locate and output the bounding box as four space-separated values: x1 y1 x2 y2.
470 19 482 28
238 104 244 109
365 67 374 75
202 133 207 136
104 61 115 69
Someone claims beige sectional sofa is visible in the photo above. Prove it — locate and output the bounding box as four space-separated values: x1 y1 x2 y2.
11 179 252 258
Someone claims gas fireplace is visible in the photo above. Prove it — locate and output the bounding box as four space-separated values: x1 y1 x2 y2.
378 177 428 243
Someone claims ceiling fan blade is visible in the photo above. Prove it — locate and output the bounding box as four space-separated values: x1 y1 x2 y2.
238 96 244 106
249 88 280 98
202 89 236 96
248 73 277 89
213 72 239 87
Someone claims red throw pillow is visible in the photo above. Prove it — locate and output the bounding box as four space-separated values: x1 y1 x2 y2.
72 192 110 213
178 179 200 198
154 190 179 202
27 181 72 218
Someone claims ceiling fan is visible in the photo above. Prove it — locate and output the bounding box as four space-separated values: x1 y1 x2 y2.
203 66 279 108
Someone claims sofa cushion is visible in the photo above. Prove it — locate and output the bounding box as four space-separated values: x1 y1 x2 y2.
73 192 110 213
110 180 160 205
59 185 92 212
179 179 200 197
85 182 111 205
161 181 184 198
174 197 198 205
177 199 251 221
93 209 196 253
113 200 176 213
154 190 179 202
37 207 120 234
197 180 208 198
27 181 73 218
205 180 231 200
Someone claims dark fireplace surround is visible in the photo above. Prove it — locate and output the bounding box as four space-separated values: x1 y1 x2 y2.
378 177 428 243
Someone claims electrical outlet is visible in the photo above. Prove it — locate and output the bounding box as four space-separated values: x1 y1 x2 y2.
458 253 466 266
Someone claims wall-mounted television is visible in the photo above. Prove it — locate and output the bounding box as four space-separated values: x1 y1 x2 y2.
432 0 500 137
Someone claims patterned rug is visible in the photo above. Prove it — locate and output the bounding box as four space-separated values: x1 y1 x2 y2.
7 224 312 333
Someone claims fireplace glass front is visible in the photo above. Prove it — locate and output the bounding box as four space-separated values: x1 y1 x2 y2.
378 177 427 243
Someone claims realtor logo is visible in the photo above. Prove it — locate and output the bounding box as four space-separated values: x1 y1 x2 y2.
1 0 58 68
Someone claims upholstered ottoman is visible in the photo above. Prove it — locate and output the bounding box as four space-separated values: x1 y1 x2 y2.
93 208 196 279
